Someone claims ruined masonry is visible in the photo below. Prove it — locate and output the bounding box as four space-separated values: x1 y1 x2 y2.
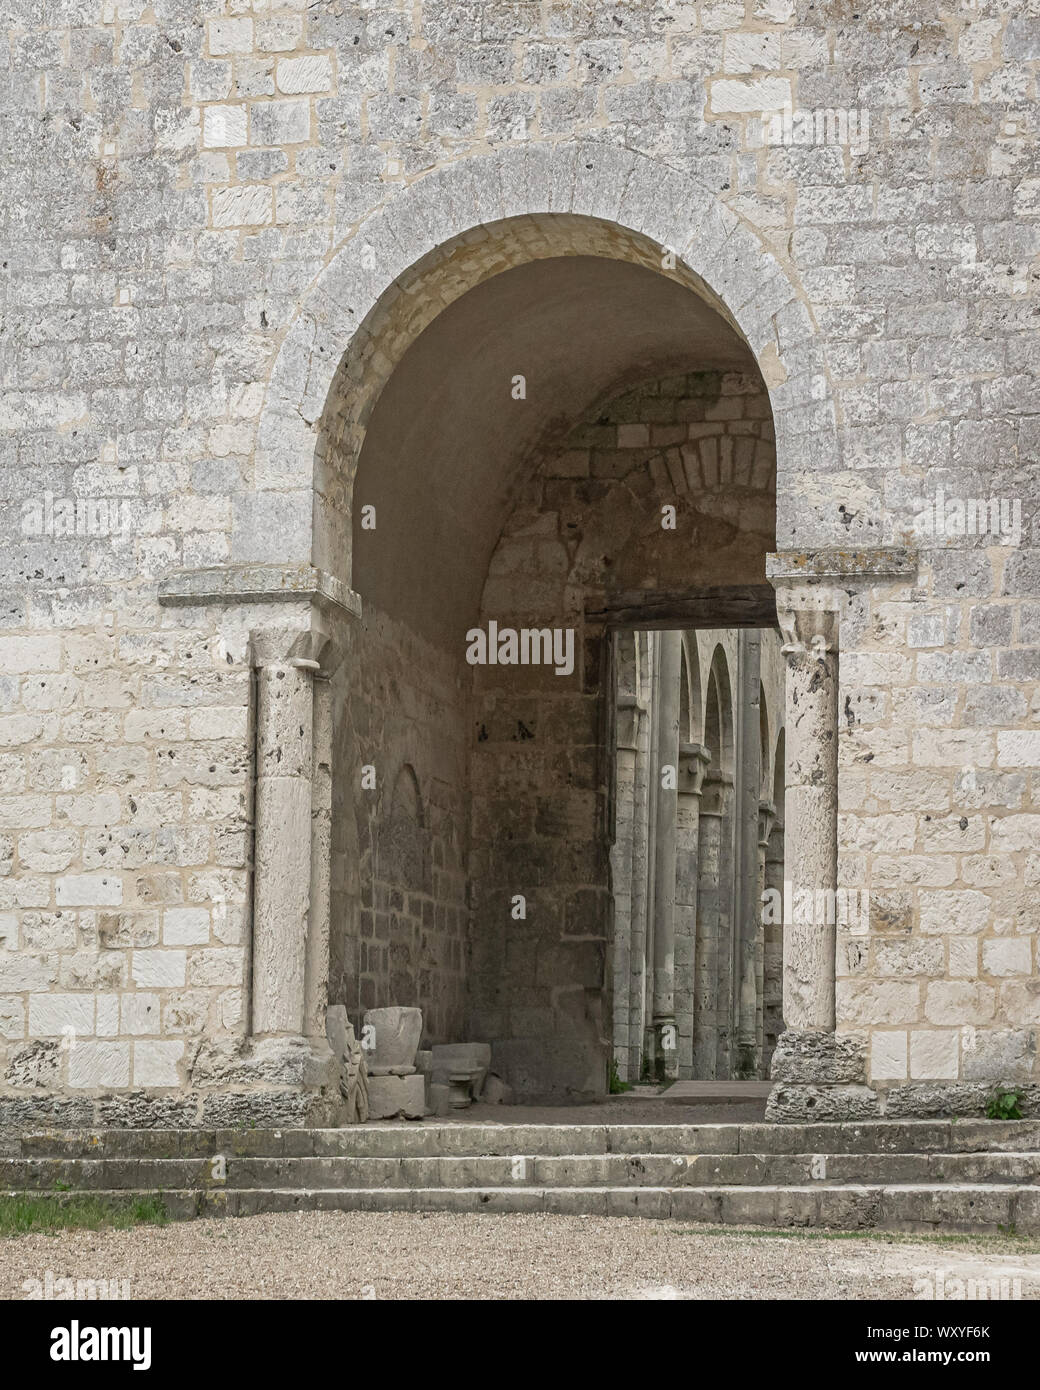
0 0 1037 1131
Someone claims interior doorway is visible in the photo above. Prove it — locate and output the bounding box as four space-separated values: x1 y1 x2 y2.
609 627 785 1084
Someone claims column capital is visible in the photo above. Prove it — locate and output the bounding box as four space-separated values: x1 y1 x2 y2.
678 741 711 796
770 580 843 659
616 693 646 751
699 769 733 818
249 623 343 678
757 798 777 848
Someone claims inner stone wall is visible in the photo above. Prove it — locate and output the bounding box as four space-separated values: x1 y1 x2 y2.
329 606 469 1048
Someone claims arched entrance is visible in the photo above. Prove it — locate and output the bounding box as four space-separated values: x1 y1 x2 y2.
232 143 831 1106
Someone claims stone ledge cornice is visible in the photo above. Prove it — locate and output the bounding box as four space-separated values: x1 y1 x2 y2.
766 548 918 582
158 564 361 618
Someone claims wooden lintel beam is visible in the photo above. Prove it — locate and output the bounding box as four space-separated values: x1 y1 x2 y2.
585 585 778 630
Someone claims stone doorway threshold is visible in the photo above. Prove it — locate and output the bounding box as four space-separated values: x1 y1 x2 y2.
401 1084 770 1127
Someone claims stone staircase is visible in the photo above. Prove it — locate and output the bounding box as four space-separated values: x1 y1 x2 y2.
4 1119 1040 1233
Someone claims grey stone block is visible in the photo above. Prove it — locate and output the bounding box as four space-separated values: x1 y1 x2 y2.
367 1072 425 1120
363 1006 423 1071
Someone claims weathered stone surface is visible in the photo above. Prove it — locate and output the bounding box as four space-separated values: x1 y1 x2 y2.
766 1085 881 1124
769 1030 868 1086
430 1043 492 1097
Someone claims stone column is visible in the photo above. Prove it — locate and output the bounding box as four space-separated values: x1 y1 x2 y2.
692 770 732 1079
628 674 653 1078
610 694 645 1082
305 651 340 1041
651 630 682 1080
250 624 337 1040
764 550 917 1119
754 799 776 1075
763 813 785 1073
675 742 710 1078
735 630 763 1079
772 584 841 1037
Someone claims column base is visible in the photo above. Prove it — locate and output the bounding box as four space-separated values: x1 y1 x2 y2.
766 1029 880 1122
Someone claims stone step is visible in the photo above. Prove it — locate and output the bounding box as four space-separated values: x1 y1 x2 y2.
9 1118 1040 1161
5 1150 1040 1192
8 1183 1038 1233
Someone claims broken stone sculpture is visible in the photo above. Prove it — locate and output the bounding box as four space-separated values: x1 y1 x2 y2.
326 1004 369 1124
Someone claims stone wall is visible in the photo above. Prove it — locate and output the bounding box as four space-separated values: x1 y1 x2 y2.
838 558 1040 1107
0 0 1036 1117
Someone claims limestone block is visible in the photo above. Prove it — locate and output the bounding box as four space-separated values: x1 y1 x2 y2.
962 1029 1036 1082
367 1072 425 1120
363 1006 422 1070
769 1029 867 1085
909 1030 960 1081
870 1031 908 1082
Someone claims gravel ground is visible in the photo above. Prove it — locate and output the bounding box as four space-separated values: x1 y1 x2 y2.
3 1213 1040 1300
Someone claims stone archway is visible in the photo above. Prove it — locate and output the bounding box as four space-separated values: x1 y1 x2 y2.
163 142 851 1111
243 141 833 584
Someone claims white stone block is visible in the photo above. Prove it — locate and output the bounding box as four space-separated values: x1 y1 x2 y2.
209 17 253 55
163 907 211 946
277 55 333 94
96 994 120 1037
870 1030 907 1081
919 890 991 935
132 950 187 988
909 1030 959 1080
203 105 248 148
997 731 1040 767
211 185 273 228
121 993 160 1034
948 937 979 978
133 1041 183 1087
982 937 1032 977
56 874 122 907
68 1042 130 1089
28 993 94 1037
710 76 790 113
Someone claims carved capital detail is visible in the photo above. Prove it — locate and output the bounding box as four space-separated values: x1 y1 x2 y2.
678 741 711 796
771 581 843 661
249 623 341 676
616 694 646 752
